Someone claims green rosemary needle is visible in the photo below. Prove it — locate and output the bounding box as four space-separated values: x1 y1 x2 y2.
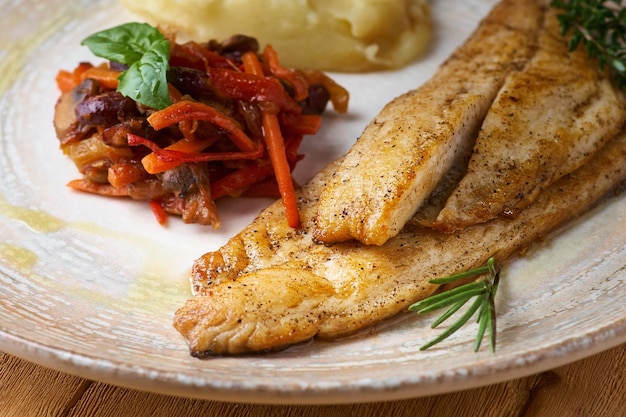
409 257 500 352
550 0 626 89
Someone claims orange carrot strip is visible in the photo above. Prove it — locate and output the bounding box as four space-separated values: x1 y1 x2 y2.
210 162 274 199
55 70 75 93
128 133 263 172
281 114 322 136
80 65 121 90
66 179 130 197
141 137 217 174
242 50 265 76
149 199 168 226
262 45 309 102
56 62 95 92
168 83 184 103
73 62 95 85
262 108 301 228
147 101 257 152
243 50 301 228
107 161 146 188
297 115 322 134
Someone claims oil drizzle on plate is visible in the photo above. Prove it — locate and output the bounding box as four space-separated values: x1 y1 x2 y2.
0 194 67 233
0 243 38 273
0 192 191 309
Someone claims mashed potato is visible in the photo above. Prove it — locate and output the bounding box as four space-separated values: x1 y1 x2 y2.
119 0 432 72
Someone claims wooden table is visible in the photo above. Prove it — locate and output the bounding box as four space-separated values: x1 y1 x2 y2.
2 344 624 416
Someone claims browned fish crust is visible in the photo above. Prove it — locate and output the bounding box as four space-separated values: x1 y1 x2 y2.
311 0 547 246
432 7 626 232
174 129 626 356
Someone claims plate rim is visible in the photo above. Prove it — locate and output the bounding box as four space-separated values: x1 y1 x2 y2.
2 315 625 404
1 0 626 406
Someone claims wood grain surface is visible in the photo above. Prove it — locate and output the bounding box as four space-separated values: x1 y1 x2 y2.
1 343 624 417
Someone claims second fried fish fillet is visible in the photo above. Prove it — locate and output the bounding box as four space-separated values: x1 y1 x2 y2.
312 0 546 246
174 129 626 356
432 7 626 232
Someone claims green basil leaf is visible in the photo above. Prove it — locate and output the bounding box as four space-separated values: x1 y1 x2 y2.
118 45 171 110
80 22 172 110
81 22 165 64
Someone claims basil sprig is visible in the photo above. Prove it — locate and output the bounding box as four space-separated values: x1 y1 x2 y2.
81 22 172 110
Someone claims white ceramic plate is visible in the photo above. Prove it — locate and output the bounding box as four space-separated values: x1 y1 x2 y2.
1 0 625 405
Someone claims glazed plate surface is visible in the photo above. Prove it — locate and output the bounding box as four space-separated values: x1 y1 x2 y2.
1 0 625 404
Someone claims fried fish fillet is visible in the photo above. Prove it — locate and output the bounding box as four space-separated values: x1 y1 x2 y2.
312 0 546 246
431 7 626 232
174 129 626 356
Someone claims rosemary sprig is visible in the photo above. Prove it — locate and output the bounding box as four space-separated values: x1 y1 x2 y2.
550 0 626 89
409 257 500 352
